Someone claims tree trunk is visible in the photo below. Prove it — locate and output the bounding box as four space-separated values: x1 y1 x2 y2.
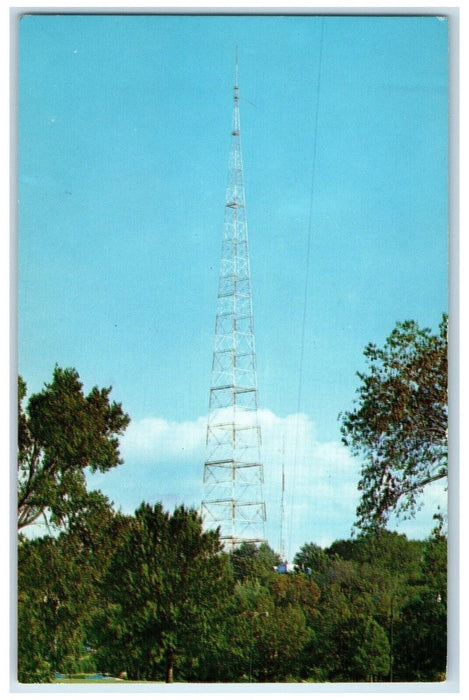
165 649 174 684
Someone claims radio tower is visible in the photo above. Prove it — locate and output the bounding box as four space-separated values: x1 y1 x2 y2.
201 51 266 550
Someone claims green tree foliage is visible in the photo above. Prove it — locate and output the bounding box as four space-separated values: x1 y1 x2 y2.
18 367 130 530
340 315 448 531
18 534 92 682
304 530 441 683
222 543 321 682
326 530 422 584
351 616 390 682
91 503 231 682
18 523 446 683
257 574 319 681
16 366 446 684
17 495 124 683
230 541 280 582
18 536 61 683
253 604 312 682
305 553 391 682
294 542 329 583
392 517 447 682
393 593 446 681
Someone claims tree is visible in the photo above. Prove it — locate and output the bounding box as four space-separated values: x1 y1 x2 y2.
392 516 447 681
17 494 125 683
340 315 447 531
18 367 130 530
351 616 390 682
300 530 430 682
254 603 312 682
393 589 447 681
221 570 319 682
307 562 362 682
18 534 94 682
230 541 280 583
294 542 329 582
91 502 232 682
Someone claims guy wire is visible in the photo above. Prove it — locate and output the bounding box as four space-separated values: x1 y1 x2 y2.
288 17 325 558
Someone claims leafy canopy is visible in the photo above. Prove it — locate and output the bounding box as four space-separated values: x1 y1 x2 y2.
91 502 231 682
18 366 130 530
340 315 447 531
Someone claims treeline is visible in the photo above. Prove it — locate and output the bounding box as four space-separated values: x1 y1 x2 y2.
18 500 447 684
17 309 448 686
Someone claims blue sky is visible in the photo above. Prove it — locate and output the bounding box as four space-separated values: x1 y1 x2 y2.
18 13 448 559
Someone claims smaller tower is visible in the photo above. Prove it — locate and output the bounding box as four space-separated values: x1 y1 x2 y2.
279 436 286 561
201 53 266 550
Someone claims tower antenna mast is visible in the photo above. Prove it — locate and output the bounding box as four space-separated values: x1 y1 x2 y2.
235 43 238 88
201 52 266 550
279 435 286 561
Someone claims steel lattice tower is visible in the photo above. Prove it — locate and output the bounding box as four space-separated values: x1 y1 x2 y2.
201 56 266 550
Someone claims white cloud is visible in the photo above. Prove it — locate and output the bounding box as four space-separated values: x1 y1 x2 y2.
90 408 447 560
116 408 360 556
121 415 207 464
256 409 361 555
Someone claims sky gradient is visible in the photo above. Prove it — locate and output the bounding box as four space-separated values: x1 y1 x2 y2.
18 13 448 559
